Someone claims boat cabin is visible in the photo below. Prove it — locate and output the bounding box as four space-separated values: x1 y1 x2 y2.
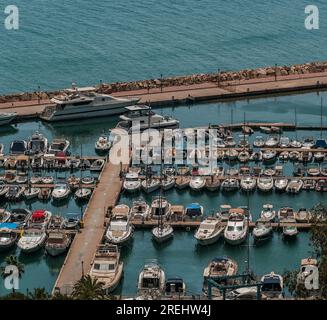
165 278 185 295
170 205 185 221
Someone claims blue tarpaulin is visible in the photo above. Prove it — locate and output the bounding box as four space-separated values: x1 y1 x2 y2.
0 222 18 229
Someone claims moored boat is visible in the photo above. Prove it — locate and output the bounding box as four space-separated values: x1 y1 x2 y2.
261 272 284 299
45 231 71 256
17 229 47 253
0 228 17 251
224 209 248 245
253 221 273 241
194 217 224 245
130 200 150 220
260 204 276 222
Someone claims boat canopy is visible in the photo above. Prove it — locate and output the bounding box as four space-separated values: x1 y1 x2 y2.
165 278 184 293
186 203 201 210
32 210 46 219
124 105 150 111
314 139 327 148
0 223 18 229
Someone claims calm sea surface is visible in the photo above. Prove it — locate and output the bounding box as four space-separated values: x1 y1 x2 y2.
0 0 327 94
1 91 327 295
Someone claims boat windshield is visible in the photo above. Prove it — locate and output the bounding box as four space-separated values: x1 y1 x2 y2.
110 221 128 231
142 277 160 289
201 223 215 230
93 263 116 272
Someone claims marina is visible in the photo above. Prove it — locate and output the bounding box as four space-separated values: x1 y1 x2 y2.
1 91 327 299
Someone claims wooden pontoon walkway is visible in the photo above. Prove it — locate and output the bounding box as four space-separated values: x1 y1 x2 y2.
53 157 127 295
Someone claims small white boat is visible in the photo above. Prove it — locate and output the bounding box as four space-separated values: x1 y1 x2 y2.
30 176 42 184
290 140 302 148
0 112 17 125
274 178 288 192
105 204 133 245
141 178 160 193
257 177 274 192
283 225 299 238
81 176 95 185
123 173 141 192
52 184 71 201
194 217 224 245
41 176 54 184
151 224 174 243
262 150 277 163
216 204 232 221
253 221 273 241
45 231 71 257
0 228 17 251
224 209 248 245
278 207 295 222
225 136 236 147
130 200 150 220
313 151 325 162
265 135 279 147
307 164 320 176
27 131 48 155
150 197 171 219
189 176 206 191
279 136 290 148
240 176 256 192
137 260 165 296
221 178 239 192
95 135 111 153
260 204 276 222
253 136 265 148
295 208 312 223
286 179 303 194
89 244 123 293
289 150 300 161
90 159 105 171
238 150 250 163
161 176 175 190
0 209 11 223
75 188 92 200
261 272 284 299
24 187 41 200
17 229 47 253
225 149 238 160
278 151 289 161
260 126 272 134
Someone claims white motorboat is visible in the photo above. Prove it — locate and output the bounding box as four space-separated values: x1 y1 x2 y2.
203 257 238 296
224 209 248 245
278 207 296 222
151 224 174 243
307 164 320 176
0 112 17 125
90 159 105 171
221 178 239 192
5 185 25 201
279 136 290 148
27 210 52 229
224 136 236 147
260 126 272 134
41 90 140 121
0 228 18 251
118 105 179 131
302 137 315 149
260 204 276 222
253 221 273 241
225 149 238 160
286 179 303 194
194 217 225 245
161 176 175 190
278 151 289 161
45 231 71 257
313 150 325 162
238 150 250 163
123 173 141 192
105 204 133 245
150 197 171 219
283 225 299 238
216 204 232 221
189 176 206 191
274 178 288 192
48 139 70 155
295 208 312 223
257 177 274 192
8 208 31 228
24 187 41 200
289 150 301 161
141 178 160 193
130 200 151 220
253 136 265 148
17 229 47 253
81 176 95 185
95 134 111 153
137 260 165 296
261 272 284 299
52 184 71 201
265 135 279 148
74 188 92 200
27 131 48 154
240 176 256 192
262 150 277 163
89 244 124 293
290 140 302 148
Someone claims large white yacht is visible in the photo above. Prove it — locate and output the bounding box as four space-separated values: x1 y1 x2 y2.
117 105 179 131
40 90 140 122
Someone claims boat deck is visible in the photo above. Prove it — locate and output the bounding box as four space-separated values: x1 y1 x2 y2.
53 157 128 295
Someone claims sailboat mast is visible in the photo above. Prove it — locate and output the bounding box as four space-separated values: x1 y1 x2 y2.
246 190 250 275
294 107 298 140
321 97 323 140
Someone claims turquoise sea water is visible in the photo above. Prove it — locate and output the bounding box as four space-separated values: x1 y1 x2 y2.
0 0 327 94
1 91 327 296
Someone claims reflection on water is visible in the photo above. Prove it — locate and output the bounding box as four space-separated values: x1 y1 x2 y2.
0 91 326 296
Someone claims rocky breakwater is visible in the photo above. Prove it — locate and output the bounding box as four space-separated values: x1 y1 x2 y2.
1 61 327 104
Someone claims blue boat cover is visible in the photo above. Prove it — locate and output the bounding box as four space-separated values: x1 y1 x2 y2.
314 139 327 148
186 203 201 210
0 222 18 229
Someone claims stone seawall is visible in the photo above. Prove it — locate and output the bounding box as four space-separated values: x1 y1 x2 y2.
1 61 327 103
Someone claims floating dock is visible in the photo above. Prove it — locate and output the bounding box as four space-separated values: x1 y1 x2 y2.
53 157 128 295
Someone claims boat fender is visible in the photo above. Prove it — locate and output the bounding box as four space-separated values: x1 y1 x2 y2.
186 227 190 232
